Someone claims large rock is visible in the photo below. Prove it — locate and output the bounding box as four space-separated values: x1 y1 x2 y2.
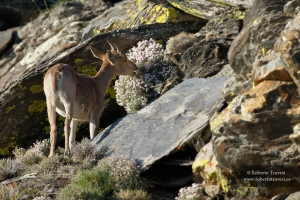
91 77 228 171
201 80 300 199
179 37 232 79
274 11 300 89
81 0 205 40
0 21 204 156
161 9 243 93
166 0 251 20
228 0 291 80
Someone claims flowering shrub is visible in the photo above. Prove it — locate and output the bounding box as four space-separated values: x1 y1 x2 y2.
13 139 51 166
115 38 174 113
175 183 203 200
97 155 143 190
57 155 145 200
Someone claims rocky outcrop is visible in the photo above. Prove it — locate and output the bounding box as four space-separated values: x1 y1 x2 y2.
228 0 291 80
81 0 205 40
166 0 251 20
193 0 300 199
161 9 243 93
92 77 228 171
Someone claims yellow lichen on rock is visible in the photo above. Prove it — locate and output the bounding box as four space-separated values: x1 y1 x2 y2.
75 58 83 64
1 141 16 155
6 105 16 114
30 85 44 94
216 170 230 193
28 100 46 113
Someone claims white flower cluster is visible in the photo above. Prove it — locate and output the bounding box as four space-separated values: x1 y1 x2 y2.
175 183 203 200
115 39 174 113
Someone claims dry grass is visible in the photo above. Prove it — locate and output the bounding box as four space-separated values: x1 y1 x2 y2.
0 138 150 199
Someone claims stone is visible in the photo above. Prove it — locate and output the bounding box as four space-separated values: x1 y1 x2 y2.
180 37 232 79
0 28 18 55
91 77 228 171
271 193 290 200
209 80 300 198
0 173 70 198
252 56 293 86
274 11 300 89
284 0 300 17
81 0 205 40
228 0 291 80
166 0 251 20
286 191 300 200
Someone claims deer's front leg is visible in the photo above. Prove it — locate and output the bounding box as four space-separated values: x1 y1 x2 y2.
89 108 101 139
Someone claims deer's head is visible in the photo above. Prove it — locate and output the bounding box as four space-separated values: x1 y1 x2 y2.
90 42 138 77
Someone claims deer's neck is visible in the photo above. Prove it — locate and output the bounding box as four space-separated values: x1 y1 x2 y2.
93 63 115 95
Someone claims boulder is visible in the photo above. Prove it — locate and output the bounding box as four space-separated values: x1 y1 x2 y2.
228 0 291 80
286 191 300 200
81 0 205 40
161 9 243 93
0 21 204 155
166 0 251 20
91 77 228 171
201 80 300 198
274 11 300 89
0 28 19 55
179 37 232 79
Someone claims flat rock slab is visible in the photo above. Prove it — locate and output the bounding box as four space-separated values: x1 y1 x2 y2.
91 77 228 171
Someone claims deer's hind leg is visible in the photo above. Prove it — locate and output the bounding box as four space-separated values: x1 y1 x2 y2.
46 96 57 157
60 97 74 156
69 119 79 151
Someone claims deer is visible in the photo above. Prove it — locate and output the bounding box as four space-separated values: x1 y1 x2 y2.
43 42 138 157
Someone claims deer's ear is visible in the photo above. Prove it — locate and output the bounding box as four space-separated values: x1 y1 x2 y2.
106 50 115 64
90 46 105 60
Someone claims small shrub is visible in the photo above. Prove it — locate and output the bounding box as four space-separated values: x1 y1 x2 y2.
115 38 174 113
56 168 114 200
57 156 144 200
23 139 98 175
165 32 197 55
0 158 24 182
13 139 51 166
97 156 143 190
175 183 203 200
71 138 97 162
116 189 151 200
